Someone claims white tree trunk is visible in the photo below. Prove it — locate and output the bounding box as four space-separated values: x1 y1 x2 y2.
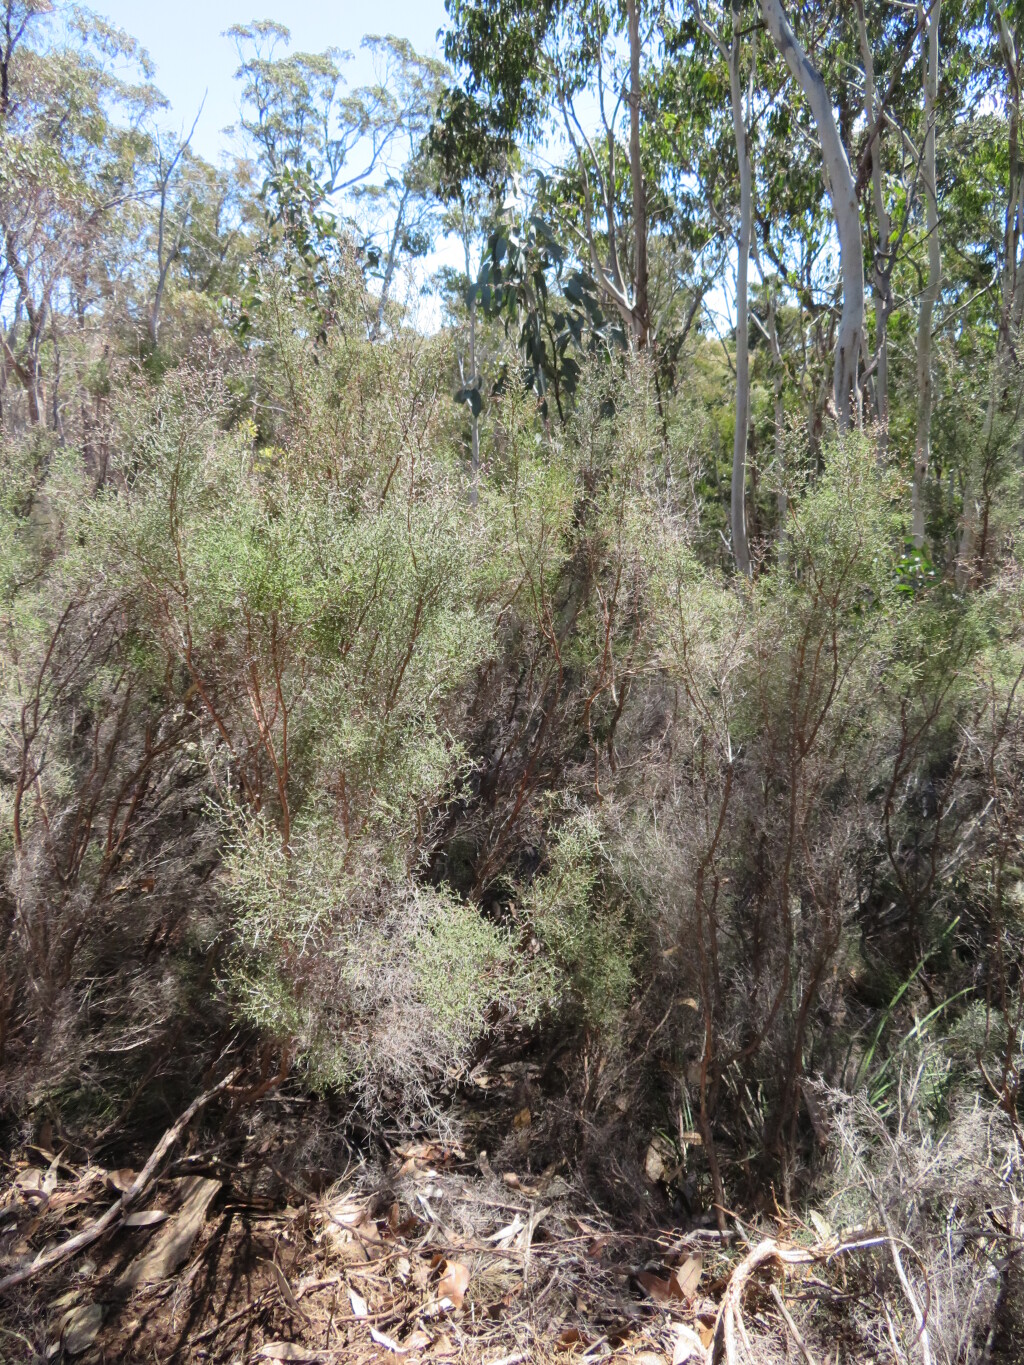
758 0 865 430
729 12 752 577
855 0 892 455
626 0 649 347
912 0 942 549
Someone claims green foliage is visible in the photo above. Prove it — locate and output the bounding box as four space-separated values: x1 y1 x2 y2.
526 812 635 1029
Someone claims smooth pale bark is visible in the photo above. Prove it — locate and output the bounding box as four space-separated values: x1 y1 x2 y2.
855 0 892 455
728 10 752 577
626 0 650 347
912 0 942 550
373 182 412 340
960 7 1021 583
758 0 865 430
695 0 752 575
765 286 788 551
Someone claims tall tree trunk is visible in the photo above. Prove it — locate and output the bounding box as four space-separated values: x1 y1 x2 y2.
626 0 649 348
912 0 942 550
462 220 480 507
855 0 892 455
758 0 865 430
960 7 1020 583
729 9 752 577
373 184 411 340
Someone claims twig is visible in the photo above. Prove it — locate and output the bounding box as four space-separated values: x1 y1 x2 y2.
889 1240 933 1365
0 1068 241 1294
191 1291 270 1344
713 1234 890 1365
770 1284 819 1365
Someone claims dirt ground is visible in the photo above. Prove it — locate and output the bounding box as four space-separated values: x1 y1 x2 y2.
0 1068 914 1364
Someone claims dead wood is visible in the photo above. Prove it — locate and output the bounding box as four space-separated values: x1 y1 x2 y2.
0 1067 240 1294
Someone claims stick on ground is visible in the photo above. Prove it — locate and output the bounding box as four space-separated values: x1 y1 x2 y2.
0 1067 240 1294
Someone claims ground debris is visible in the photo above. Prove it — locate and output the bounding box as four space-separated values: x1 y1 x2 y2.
0 1110 901 1364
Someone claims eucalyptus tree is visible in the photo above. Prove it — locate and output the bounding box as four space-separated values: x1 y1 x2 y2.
756 0 865 431
911 0 941 549
229 20 399 193
145 107 203 348
441 0 655 348
693 0 757 575
0 2 159 429
346 37 446 338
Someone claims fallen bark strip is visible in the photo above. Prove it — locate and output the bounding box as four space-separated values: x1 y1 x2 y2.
0 1067 241 1294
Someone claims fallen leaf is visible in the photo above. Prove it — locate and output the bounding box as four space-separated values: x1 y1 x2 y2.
501 1172 520 1189
697 1322 715 1349
406 1330 432 1351
808 1210 833 1243
267 1259 305 1318
123 1209 169 1229
644 1142 667 1183
671 1323 709 1364
557 1325 590 1347
348 1286 368 1317
671 1253 702 1303
116 1177 221 1288
636 1270 677 1307
437 1259 470 1309
326 1200 367 1228
512 1107 531 1130
105 1168 136 1194
60 1302 103 1355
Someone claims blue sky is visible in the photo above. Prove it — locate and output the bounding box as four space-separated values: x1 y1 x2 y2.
96 0 450 163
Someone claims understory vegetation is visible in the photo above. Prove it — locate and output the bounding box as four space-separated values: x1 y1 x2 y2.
2 0 1024 1359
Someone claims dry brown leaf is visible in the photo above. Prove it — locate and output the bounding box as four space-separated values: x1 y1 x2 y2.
116 1177 220 1289
105 1168 136 1194
671 1323 708 1364
123 1209 169 1229
512 1107 531 1130
406 1330 432 1351
348 1285 369 1317
557 1325 591 1348
436 1259 470 1309
644 1142 667 1183
60 1302 103 1355
267 1259 305 1318
670 1253 702 1304
636 1270 678 1307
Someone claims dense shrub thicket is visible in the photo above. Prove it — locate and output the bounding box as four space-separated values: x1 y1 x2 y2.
3 0 1024 1354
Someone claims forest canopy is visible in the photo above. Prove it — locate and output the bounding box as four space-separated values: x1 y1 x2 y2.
2 0 1024 1360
